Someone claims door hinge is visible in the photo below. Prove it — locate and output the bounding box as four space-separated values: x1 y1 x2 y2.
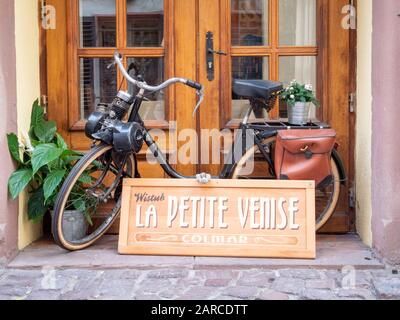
41 95 48 116
349 186 356 209
349 92 356 113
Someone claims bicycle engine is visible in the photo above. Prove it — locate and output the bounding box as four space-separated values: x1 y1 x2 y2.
85 90 144 154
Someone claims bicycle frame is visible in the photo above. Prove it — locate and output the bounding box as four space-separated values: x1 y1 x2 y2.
123 91 344 182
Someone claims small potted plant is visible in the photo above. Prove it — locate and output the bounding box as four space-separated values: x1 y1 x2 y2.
280 80 320 125
7 100 89 241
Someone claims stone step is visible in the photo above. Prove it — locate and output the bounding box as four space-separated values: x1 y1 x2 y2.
7 234 384 271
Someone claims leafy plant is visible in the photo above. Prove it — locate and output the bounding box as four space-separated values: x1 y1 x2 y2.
7 100 88 222
280 80 320 107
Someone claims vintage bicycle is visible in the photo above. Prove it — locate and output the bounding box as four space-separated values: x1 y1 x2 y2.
52 52 346 251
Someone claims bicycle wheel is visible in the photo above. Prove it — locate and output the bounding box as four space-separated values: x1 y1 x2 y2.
52 144 135 251
231 137 341 231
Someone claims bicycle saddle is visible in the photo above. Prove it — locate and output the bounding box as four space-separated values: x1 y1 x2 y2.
232 79 283 100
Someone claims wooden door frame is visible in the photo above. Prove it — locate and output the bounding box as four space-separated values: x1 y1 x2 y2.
43 0 356 233
348 0 357 232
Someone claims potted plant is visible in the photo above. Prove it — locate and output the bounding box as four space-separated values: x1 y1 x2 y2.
280 80 320 125
7 100 90 241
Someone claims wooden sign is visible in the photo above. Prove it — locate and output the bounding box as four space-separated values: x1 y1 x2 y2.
118 179 316 259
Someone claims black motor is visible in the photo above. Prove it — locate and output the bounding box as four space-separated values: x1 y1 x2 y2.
113 121 144 153
109 91 133 120
85 90 133 140
85 90 143 153
85 112 105 140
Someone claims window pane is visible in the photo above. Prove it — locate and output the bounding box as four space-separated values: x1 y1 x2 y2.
79 0 116 47
279 56 317 119
127 0 164 47
232 56 269 119
279 0 316 46
80 58 117 120
231 0 268 46
127 57 165 120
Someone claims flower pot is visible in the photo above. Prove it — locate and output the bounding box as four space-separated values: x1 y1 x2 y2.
287 102 310 125
51 210 88 242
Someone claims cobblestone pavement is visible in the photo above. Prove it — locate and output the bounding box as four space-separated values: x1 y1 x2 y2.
1 266 399 300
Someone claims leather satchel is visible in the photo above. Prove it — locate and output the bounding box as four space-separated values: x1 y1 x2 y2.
274 129 337 188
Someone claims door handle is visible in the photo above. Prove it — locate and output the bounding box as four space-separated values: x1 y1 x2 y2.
207 49 228 56
206 31 227 81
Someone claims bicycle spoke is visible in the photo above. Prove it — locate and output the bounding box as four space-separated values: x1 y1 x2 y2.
53 145 135 249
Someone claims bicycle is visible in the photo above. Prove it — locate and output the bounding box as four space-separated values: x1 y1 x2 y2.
52 52 346 251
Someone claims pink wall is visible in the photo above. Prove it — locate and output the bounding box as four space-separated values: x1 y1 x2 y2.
372 0 400 264
0 0 18 264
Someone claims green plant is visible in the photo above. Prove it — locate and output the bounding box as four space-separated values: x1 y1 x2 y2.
7 100 89 222
280 80 320 107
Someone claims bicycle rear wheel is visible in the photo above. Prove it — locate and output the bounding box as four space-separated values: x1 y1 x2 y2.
231 137 341 231
52 144 135 251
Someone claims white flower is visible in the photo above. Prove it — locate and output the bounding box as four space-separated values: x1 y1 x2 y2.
289 87 294 91
290 95 295 99
21 131 34 153
290 79 297 85
305 84 313 91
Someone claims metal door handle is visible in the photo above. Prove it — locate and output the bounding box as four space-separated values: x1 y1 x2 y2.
206 31 227 81
207 49 228 56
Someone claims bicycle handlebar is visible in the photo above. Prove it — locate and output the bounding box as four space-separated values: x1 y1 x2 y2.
113 52 204 115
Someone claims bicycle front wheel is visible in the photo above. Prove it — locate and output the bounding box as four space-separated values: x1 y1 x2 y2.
231 137 341 231
52 144 135 251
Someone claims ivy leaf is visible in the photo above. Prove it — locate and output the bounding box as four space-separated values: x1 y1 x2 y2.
72 198 86 212
72 198 93 226
28 188 47 222
7 133 22 164
30 100 44 139
31 144 64 174
8 168 33 199
34 120 57 143
78 173 93 185
61 149 83 158
61 149 83 166
56 133 68 150
43 169 66 202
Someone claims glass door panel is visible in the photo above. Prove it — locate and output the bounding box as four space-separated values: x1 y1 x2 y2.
79 0 117 47
279 0 317 46
232 56 270 119
126 0 164 47
279 56 317 119
231 0 269 46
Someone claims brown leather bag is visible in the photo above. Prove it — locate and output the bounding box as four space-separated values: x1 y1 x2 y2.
274 129 337 188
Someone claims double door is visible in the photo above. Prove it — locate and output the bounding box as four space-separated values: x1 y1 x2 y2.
46 0 354 232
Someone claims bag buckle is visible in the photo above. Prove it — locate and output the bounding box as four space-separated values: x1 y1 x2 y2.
300 145 313 159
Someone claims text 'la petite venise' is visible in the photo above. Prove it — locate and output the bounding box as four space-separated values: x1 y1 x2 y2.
134 194 301 230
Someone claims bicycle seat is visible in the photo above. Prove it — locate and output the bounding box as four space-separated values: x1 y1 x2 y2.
232 79 283 100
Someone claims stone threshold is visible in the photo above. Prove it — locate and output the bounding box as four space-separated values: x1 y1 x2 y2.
7 234 384 271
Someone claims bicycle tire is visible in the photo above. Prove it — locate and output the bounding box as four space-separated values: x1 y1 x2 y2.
52 144 135 251
231 137 341 231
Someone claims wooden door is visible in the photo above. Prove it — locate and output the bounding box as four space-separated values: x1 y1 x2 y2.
45 0 354 233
